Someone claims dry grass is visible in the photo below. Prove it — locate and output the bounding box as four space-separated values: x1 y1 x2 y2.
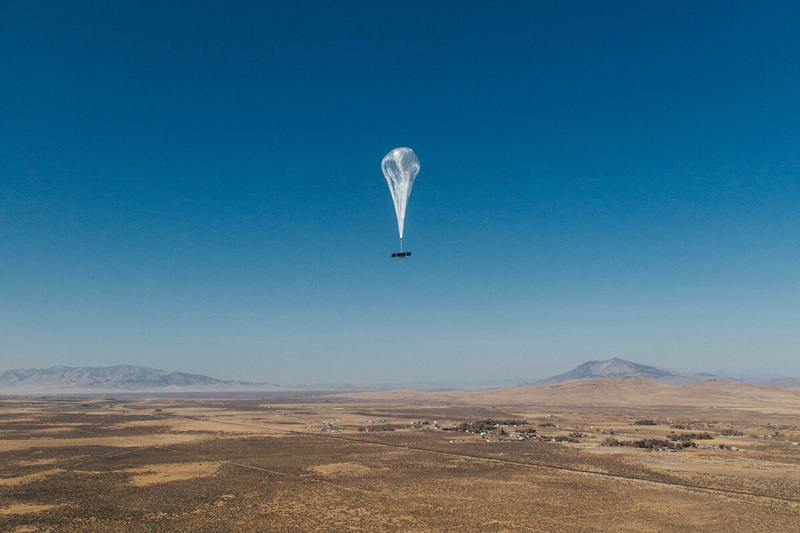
0 469 65 486
124 462 221 487
0 503 62 515
310 462 373 477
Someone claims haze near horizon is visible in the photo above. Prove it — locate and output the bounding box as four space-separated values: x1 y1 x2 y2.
2 1 799 385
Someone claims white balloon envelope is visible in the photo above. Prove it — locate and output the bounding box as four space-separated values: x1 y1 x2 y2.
382 147 419 257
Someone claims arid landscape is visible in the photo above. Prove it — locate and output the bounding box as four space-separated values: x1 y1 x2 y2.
7 2 800 531
1 378 799 532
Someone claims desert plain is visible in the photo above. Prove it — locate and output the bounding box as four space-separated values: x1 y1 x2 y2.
1 377 799 532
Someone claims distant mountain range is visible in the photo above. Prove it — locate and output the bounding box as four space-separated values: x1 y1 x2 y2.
0 365 289 394
1 359 797 394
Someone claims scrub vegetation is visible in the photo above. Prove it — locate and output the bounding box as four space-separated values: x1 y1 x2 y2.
1 391 799 532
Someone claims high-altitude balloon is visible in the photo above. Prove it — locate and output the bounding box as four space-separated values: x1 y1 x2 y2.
382 147 419 255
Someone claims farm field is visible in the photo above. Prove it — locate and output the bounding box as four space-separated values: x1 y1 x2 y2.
1 385 799 532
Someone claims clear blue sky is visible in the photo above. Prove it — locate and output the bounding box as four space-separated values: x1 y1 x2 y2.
2 1 798 384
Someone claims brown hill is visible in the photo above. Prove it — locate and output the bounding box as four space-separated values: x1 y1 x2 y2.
340 377 800 412
529 357 717 385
